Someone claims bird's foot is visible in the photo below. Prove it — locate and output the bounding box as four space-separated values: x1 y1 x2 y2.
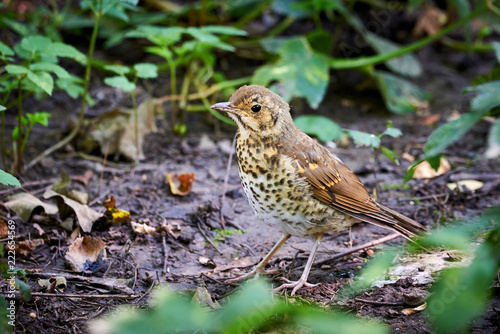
227 267 282 284
274 277 320 296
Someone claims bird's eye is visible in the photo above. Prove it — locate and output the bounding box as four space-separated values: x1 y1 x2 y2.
251 104 261 113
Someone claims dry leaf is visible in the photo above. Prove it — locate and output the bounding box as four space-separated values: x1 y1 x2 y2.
130 221 157 235
420 114 441 125
38 277 67 291
413 6 447 37
72 170 93 186
401 302 427 316
161 221 182 239
412 157 451 179
447 180 484 192
65 236 106 272
43 189 102 232
166 172 195 196
89 99 165 161
103 196 130 224
16 239 44 257
0 219 8 238
4 192 58 222
32 223 45 236
402 152 415 163
192 286 221 309
198 256 216 268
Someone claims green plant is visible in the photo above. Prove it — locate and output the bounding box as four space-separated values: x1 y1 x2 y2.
0 36 85 173
88 279 388 334
210 228 245 247
0 168 20 187
126 24 247 131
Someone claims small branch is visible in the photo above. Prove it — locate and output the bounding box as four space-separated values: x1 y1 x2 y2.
354 298 404 306
197 220 222 255
219 134 236 228
25 292 138 299
295 233 401 270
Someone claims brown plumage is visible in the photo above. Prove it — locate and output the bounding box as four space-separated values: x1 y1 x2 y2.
211 85 426 295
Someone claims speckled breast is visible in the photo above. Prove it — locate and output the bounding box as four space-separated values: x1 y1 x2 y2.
235 132 355 238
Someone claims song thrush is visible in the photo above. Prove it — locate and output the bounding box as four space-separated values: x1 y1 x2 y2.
211 85 426 295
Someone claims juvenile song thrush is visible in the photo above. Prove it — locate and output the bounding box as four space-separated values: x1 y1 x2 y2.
211 85 426 295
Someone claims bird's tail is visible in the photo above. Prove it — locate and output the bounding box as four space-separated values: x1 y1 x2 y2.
376 204 427 239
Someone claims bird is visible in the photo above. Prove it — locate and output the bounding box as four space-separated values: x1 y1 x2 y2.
211 85 426 295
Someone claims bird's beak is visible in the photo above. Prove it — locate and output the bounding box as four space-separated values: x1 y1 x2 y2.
211 102 238 114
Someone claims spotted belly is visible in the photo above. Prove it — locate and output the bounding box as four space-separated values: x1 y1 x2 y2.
237 151 356 238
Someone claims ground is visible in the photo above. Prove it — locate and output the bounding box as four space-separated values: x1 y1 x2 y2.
1 44 499 333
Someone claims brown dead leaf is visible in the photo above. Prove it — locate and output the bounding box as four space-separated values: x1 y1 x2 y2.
447 180 484 192
198 256 216 268
65 236 107 272
160 221 182 239
0 219 8 238
412 157 451 179
166 172 195 196
16 239 44 257
420 114 441 125
402 152 415 163
38 277 67 292
89 99 165 161
43 189 102 232
32 223 45 236
72 170 93 186
413 6 447 37
4 192 58 222
130 221 157 235
401 302 427 316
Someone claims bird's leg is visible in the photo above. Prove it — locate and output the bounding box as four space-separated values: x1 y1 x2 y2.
274 234 323 296
227 234 291 284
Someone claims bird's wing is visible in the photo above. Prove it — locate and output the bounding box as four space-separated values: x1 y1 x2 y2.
281 135 425 237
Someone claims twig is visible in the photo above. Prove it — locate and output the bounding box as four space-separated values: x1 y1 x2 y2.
25 292 138 299
354 298 404 306
295 233 401 270
162 231 169 275
88 189 111 206
219 134 237 228
197 220 223 255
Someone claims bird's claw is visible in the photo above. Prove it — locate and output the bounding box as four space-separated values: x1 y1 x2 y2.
274 277 320 296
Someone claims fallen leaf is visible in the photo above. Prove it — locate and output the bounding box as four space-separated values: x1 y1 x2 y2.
402 152 415 163
53 171 90 204
447 180 484 192
160 221 182 239
412 157 451 179
89 98 165 161
166 172 195 196
16 239 44 257
130 221 157 235
401 302 427 316
32 223 45 236
198 256 216 268
43 189 102 232
38 277 67 291
413 6 447 37
103 196 130 224
4 192 58 222
65 236 107 272
0 219 8 238
420 114 441 125
72 170 93 186
192 286 221 309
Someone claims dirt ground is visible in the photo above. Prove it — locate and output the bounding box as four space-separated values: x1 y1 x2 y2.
1 43 500 333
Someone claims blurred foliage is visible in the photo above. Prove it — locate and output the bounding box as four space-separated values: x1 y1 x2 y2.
89 279 388 334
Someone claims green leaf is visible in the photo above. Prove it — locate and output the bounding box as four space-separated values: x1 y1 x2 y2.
492 42 500 63
5 64 31 76
381 127 403 138
186 27 220 44
0 42 14 56
15 278 31 301
260 37 290 54
428 209 500 333
134 63 158 79
104 65 131 76
294 115 343 142
0 169 21 187
0 295 12 334
104 76 136 92
0 105 5 112
486 118 500 158
30 63 70 78
44 43 86 62
374 71 432 114
127 26 184 46
26 112 51 127
27 71 54 95
200 25 247 36
20 35 51 54
271 0 313 19
347 129 381 148
380 147 400 165
253 37 329 109
365 33 422 78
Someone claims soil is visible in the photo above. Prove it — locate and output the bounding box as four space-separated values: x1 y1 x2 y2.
1 35 500 334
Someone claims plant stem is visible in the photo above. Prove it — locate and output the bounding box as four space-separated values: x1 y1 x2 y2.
14 79 23 174
234 0 273 29
329 4 487 69
131 88 138 153
24 11 102 171
268 17 295 37
0 109 6 169
166 56 178 129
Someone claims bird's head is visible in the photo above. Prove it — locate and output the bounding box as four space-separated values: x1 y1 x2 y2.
211 85 293 137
